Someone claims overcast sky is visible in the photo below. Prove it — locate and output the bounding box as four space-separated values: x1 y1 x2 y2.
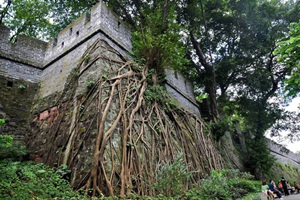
267 97 300 153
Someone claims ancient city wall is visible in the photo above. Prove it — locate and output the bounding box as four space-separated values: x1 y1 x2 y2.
44 0 131 64
39 1 132 99
0 77 39 141
0 27 44 140
0 26 47 69
165 69 200 116
267 138 300 168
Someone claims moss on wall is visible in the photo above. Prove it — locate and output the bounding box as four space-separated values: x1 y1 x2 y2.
269 162 300 185
0 76 38 142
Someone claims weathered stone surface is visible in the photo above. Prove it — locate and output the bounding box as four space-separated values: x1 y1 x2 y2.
164 69 200 116
266 138 300 167
0 77 38 142
44 1 131 64
0 58 42 83
0 25 48 68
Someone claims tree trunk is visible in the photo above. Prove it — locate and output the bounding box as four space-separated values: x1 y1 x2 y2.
190 31 219 122
0 0 12 25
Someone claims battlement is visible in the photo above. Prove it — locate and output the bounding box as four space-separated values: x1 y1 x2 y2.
0 0 131 69
0 25 48 68
267 138 300 167
0 0 132 86
44 1 132 65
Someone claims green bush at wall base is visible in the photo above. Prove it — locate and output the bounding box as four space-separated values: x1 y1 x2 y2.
0 159 88 200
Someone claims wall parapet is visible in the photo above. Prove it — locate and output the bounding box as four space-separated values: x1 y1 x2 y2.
44 0 132 66
164 69 200 116
266 138 300 167
1 0 131 73
0 26 48 69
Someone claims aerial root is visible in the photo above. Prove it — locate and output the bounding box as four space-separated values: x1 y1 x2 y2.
46 38 224 197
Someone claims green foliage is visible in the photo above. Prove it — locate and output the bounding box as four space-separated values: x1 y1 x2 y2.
86 80 95 91
0 141 27 160
191 169 260 200
144 85 166 102
236 193 261 200
274 21 300 97
211 119 233 141
0 159 88 200
0 120 13 153
84 54 91 64
79 104 85 112
153 153 193 197
195 92 208 103
244 138 275 178
132 2 188 72
0 135 13 150
18 84 26 89
56 164 71 179
0 0 53 40
0 0 97 39
0 118 6 127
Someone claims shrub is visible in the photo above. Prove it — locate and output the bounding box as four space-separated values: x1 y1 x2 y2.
0 134 27 160
0 159 88 200
195 169 260 200
0 135 13 150
153 152 193 197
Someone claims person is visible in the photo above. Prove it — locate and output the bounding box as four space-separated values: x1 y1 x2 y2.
269 180 283 200
294 181 299 193
262 181 273 200
287 182 295 194
281 177 289 196
278 181 283 193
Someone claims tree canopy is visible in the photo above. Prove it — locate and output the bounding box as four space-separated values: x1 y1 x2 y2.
274 21 300 97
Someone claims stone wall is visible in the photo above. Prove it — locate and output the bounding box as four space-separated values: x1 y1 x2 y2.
38 0 132 99
0 26 46 83
164 69 200 116
0 77 38 142
0 0 131 87
39 31 129 99
0 59 42 83
0 26 44 139
0 0 132 145
0 26 48 68
44 0 131 65
267 138 300 168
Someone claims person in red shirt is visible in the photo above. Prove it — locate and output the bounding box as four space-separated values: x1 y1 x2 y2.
278 182 283 193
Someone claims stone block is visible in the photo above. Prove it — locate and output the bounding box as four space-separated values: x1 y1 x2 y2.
39 110 49 121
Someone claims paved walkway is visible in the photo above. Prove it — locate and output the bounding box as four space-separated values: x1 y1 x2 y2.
282 194 300 200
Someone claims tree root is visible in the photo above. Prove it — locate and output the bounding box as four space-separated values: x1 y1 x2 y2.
30 38 224 197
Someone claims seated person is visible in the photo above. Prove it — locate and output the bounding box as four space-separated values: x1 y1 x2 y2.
262 181 273 200
287 182 295 194
269 180 282 199
294 181 299 193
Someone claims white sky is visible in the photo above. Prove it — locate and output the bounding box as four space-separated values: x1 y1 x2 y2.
266 97 300 153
